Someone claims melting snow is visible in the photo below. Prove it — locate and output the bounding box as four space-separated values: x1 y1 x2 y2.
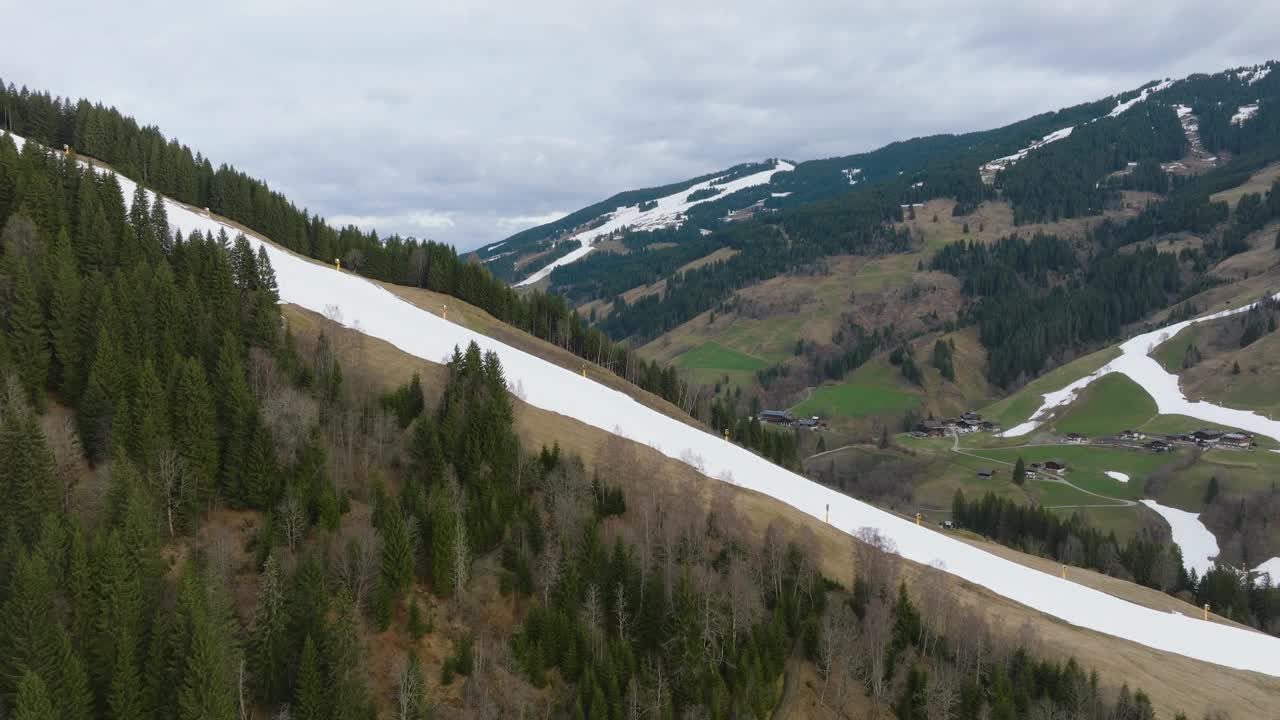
11 129 1280 676
842 168 862 185
513 160 794 286
1108 79 1175 117
1105 471 1130 483
1232 104 1259 125
1001 295 1280 442
770 191 792 198
1255 558 1280 586
1140 500 1219 577
1239 66 1272 85
982 126 1074 175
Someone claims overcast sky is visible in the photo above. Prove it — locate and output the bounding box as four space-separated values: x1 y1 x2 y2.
4 1 1276 250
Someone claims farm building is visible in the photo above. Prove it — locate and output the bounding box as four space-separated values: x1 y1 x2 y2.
757 410 795 425
1043 461 1067 474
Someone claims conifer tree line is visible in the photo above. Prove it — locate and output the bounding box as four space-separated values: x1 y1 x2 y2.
0 81 693 417
952 491 1280 635
937 176 1280 388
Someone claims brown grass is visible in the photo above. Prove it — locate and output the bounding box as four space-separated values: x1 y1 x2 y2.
368 282 704 431
289 303 1280 720
1211 161 1280 208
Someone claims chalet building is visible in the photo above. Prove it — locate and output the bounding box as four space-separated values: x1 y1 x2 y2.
976 469 996 479
961 411 982 423
1220 432 1252 449
915 420 947 437
1192 429 1224 443
1043 461 1067 474
757 410 795 425
1065 433 1087 444
1118 430 1146 441
1145 440 1172 452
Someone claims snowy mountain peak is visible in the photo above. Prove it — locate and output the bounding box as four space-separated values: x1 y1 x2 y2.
513 158 793 286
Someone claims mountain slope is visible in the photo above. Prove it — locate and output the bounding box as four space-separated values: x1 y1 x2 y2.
15 128 1277 677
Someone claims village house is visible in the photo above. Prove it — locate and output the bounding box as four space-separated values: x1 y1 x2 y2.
1118 429 1146 441
915 420 947 437
757 410 795 426
976 469 997 479
961 411 982 423
1043 461 1067 474
1065 433 1087 444
1145 439 1172 452
1220 432 1252 449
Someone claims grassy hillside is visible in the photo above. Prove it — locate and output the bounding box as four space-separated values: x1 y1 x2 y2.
1053 373 1158 436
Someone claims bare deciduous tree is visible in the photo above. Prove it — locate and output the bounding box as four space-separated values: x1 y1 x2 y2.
328 517 381 612
44 414 83 514
278 493 306 552
859 595 893 699
153 448 190 538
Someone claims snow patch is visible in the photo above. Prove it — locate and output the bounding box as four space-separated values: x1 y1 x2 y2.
1232 104 1259 125
770 191 792 198
1000 294 1280 442
514 159 794 286
1108 79 1175 117
982 126 1074 175
13 129 1280 676
1239 66 1272 85
1255 558 1280 586
1140 500 1219 577
1105 471 1130 483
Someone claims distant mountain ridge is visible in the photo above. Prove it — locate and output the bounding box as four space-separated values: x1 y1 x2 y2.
488 61 1276 287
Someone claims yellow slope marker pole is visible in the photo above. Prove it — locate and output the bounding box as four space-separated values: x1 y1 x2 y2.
1061 564 1067 580
915 513 922 526
723 428 729 441
825 504 829 524
581 364 587 378
442 304 447 321
334 257 341 272
1204 603 1210 621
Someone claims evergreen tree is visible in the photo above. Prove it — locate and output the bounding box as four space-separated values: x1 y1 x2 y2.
380 497 415 599
176 576 237 720
171 357 218 513
13 671 57 720
3 258 50 405
214 332 254 504
79 322 127 460
248 553 289 704
294 635 325 720
128 359 168 473
0 392 59 542
107 625 147 720
1013 457 1026 485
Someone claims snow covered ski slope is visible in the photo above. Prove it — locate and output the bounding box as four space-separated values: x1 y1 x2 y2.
13 130 1280 677
1002 297 1280 442
514 160 793 286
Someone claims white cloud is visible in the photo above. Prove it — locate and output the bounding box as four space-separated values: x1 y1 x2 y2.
1 1 1275 252
329 210 457 234
496 211 568 231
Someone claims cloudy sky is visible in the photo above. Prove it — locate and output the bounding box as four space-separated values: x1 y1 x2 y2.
4 1 1276 250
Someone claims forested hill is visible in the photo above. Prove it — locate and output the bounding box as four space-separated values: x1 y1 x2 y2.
492 62 1277 292
0 92 1205 719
